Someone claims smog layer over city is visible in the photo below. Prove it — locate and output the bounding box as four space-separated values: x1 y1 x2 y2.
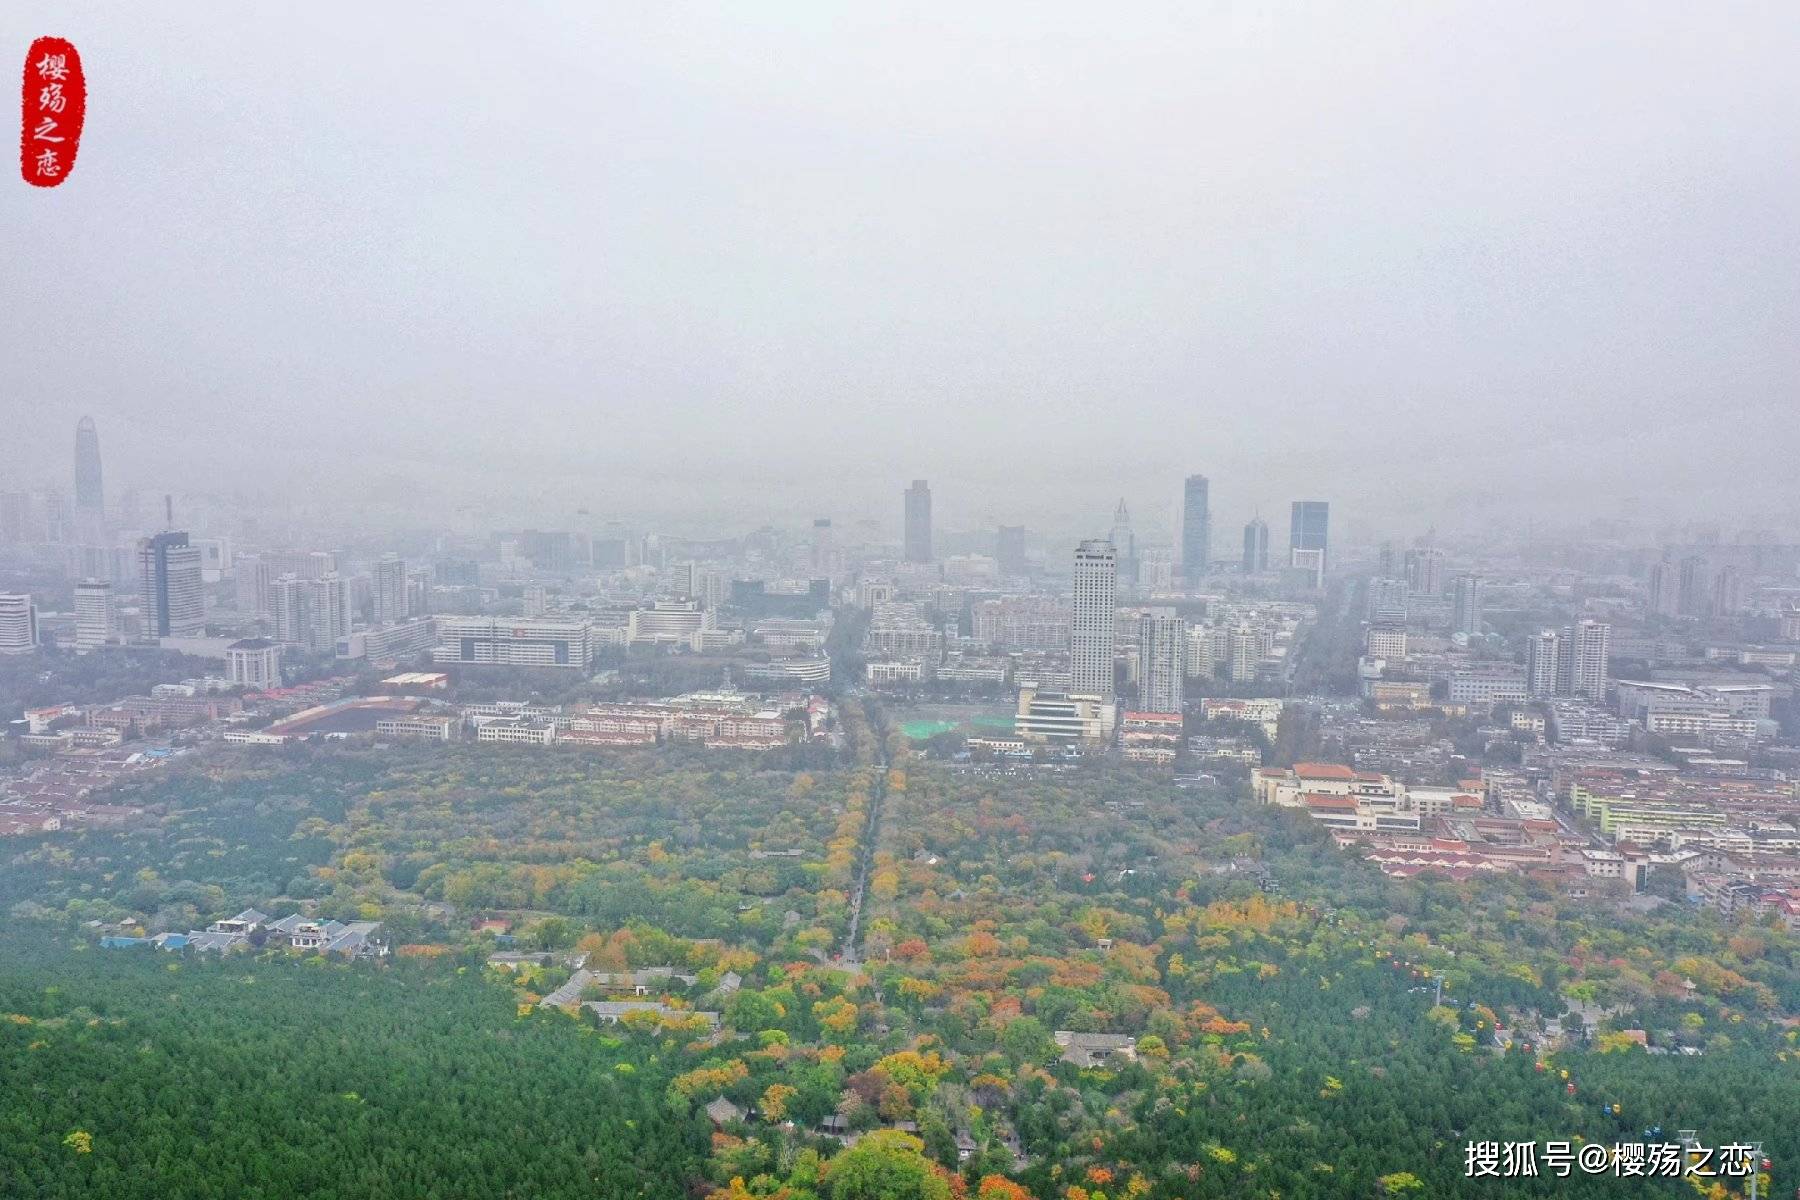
2 5 1797 1200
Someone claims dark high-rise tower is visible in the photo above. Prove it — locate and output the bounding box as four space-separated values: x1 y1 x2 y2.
1289 500 1330 587
1181 475 1210 583
904 480 932 563
1242 517 1269 573
138 531 205 637
996 525 1027 576
74 416 103 537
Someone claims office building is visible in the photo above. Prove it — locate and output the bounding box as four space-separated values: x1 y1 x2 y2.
1242 517 1269 574
1367 577 1407 623
1404 547 1444 596
138 531 206 637
628 600 715 648
1181 475 1210 583
1071 540 1118 699
996 525 1028 576
74 579 114 652
1289 501 1330 582
1014 683 1116 745
0 594 38 655
972 596 1070 651
374 555 409 624
1568 619 1611 702
1365 622 1407 660
1452 574 1483 638
73 416 104 540
225 638 283 688
434 617 593 670
1136 609 1185 714
904 480 932 563
1526 629 1561 698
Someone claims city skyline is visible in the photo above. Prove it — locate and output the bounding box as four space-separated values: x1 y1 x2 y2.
4 7 1799 1195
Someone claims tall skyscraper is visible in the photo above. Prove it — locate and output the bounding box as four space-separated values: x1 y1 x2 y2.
1711 566 1745 617
1241 517 1269 574
1136 609 1185 714
74 579 114 652
1526 629 1561 698
315 574 353 650
138 532 205 637
1289 501 1330 585
0 594 39 655
236 555 273 618
1452 575 1483 638
1568 619 1611 701
1677 556 1712 617
1070 540 1118 699
904 480 932 563
273 573 350 651
73 416 103 539
1647 561 1679 617
1109 500 1137 584
374 554 409 625
1226 624 1259 683
1181 475 1210 583
811 518 835 578
272 575 308 645
996 525 1027 576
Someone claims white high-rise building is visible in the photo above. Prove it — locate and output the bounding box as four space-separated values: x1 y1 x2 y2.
1526 629 1561 698
1184 623 1216 679
74 579 114 652
0 593 38 655
1227 624 1259 683
1569 619 1611 702
1136 609 1185 714
374 555 409 625
272 572 351 652
235 555 273 618
272 574 306 645
1452 574 1483 638
1070 540 1117 699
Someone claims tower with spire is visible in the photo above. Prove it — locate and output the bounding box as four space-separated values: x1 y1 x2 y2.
1109 499 1137 586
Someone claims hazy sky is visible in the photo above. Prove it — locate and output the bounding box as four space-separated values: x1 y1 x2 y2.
5 3 1799 541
